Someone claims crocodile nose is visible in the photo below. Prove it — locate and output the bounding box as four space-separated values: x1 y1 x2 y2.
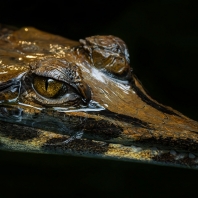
79 64 198 152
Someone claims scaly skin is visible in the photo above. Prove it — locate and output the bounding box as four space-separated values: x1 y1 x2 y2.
0 25 198 168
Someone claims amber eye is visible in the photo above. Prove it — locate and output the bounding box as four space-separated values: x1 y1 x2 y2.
33 76 64 98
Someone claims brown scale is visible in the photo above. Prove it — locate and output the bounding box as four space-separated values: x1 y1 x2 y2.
0 26 198 168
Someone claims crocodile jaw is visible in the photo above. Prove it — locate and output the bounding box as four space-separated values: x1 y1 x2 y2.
0 26 198 168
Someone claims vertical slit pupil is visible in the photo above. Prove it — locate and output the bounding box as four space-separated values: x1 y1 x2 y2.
45 79 49 91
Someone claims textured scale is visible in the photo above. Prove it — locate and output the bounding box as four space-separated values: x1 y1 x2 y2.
0 25 198 168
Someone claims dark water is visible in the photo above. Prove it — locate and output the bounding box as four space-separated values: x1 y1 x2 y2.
1 0 198 197
1 150 198 197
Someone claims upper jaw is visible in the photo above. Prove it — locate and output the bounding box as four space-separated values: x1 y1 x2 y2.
0 28 198 166
1 66 198 155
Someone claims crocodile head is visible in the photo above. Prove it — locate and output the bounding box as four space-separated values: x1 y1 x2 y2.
1 26 198 168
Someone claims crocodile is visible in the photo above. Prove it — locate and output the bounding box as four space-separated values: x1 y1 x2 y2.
0 24 198 168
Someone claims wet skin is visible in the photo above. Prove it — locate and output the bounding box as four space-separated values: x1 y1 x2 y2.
0 25 198 168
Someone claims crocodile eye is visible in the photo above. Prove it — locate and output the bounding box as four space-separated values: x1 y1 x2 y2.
28 58 91 106
33 76 64 98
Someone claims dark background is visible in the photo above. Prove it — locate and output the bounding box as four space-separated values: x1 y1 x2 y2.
1 0 198 197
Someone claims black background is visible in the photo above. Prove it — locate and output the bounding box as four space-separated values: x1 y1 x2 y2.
1 0 198 197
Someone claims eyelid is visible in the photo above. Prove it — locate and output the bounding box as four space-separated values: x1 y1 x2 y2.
31 63 91 103
31 90 81 106
32 66 77 85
